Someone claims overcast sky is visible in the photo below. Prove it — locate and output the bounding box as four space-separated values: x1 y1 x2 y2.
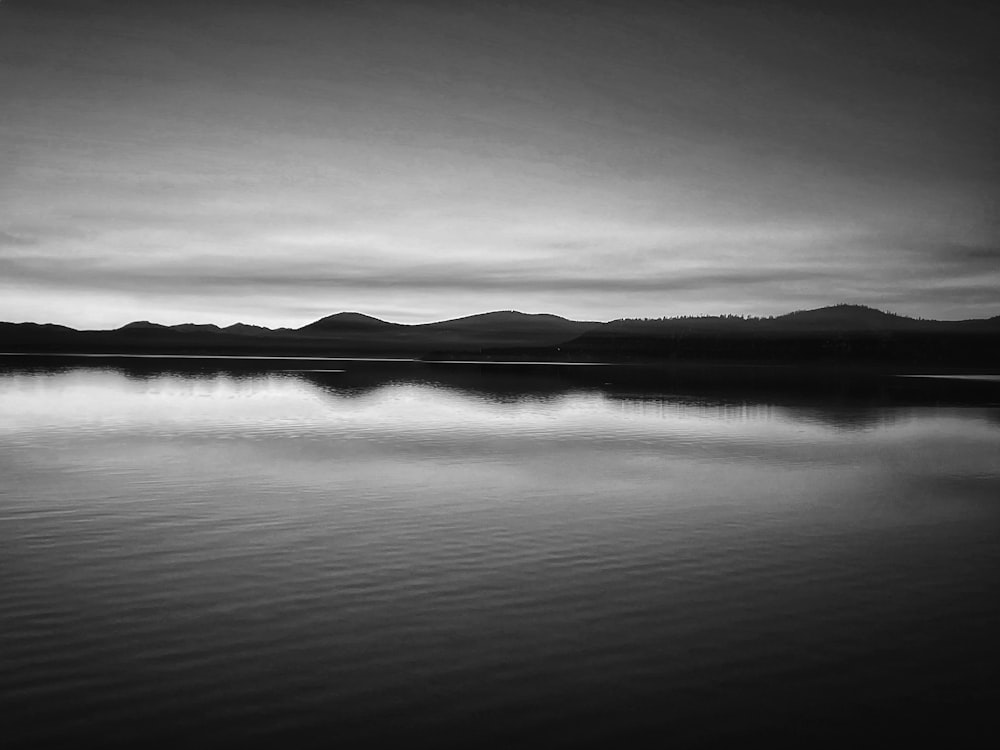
1 0 997 327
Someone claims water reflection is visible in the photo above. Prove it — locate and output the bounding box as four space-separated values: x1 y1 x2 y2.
2 357 999 746
3 358 997 504
4 354 1000 416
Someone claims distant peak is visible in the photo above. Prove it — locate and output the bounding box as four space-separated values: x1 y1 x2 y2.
434 310 575 324
299 311 397 330
325 311 388 321
118 320 168 330
768 304 919 331
777 304 908 320
224 322 272 332
171 323 222 331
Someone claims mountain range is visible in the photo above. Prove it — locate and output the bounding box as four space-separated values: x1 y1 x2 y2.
2 305 999 366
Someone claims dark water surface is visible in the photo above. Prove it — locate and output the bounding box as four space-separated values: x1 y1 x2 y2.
2 357 999 746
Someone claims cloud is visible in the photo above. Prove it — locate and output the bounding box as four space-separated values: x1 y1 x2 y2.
3 232 998 316
924 243 1000 268
1 1 997 326
0 230 36 248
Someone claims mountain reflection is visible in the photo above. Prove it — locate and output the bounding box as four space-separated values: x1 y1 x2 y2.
2 355 999 427
296 366 583 406
609 396 906 432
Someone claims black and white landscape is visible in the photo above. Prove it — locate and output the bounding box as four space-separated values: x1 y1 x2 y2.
1 1 998 747
4 303 1000 365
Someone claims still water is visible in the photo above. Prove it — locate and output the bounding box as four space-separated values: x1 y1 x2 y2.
2 358 998 746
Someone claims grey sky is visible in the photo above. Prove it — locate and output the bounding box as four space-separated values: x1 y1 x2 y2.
1 0 996 327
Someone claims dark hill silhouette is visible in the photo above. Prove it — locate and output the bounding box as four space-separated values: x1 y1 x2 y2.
118 320 170 331
767 304 919 331
298 312 401 333
596 305 925 335
172 323 223 333
415 311 597 350
0 322 77 348
2 305 998 367
0 322 75 333
542 305 1000 366
291 310 597 352
224 323 281 335
419 311 590 331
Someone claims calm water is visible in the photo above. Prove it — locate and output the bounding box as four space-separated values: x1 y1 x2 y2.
2 358 999 746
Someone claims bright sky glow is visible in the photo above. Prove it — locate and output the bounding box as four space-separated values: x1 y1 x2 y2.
1 0 997 327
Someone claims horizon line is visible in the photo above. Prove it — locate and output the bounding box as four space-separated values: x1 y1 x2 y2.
5 302 1000 331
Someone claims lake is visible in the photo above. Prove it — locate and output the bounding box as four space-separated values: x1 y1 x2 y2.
2 356 998 746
